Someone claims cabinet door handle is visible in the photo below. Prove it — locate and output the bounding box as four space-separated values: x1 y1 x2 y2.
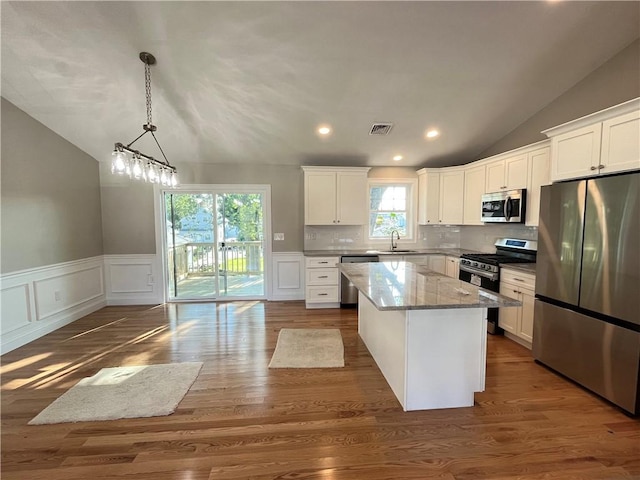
598 164 605 170
319 261 329 264
513 289 518 293
318 275 328 279
513 277 525 282
318 293 328 296
590 166 597 171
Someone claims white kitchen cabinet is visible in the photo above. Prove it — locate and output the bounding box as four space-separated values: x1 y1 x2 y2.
439 168 465 224
445 256 459 279
544 99 640 182
303 167 370 225
428 255 446 275
463 164 485 225
485 153 528 193
548 124 603 182
305 256 340 308
417 169 440 225
600 110 640 174
525 146 551 227
499 268 536 348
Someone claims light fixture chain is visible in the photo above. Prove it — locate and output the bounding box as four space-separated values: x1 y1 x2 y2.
145 60 152 126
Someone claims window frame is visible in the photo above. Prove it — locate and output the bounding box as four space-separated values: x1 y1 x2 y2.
367 178 418 243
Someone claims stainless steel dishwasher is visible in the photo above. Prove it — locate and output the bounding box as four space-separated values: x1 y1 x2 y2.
340 255 379 307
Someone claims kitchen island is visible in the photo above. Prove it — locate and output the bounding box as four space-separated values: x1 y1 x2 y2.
339 261 521 411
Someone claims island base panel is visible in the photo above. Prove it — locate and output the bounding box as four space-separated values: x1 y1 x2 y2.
358 292 488 411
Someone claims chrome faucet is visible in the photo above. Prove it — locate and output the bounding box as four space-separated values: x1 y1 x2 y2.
390 230 400 251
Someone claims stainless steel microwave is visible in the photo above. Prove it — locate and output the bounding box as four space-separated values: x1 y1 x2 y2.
481 189 526 223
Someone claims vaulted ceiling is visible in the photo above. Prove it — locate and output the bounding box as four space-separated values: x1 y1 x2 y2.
2 1 639 169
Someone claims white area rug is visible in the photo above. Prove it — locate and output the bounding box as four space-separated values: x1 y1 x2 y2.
269 328 344 368
28 362 203 425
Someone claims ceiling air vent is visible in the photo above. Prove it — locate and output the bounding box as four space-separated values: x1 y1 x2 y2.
369 123 393 135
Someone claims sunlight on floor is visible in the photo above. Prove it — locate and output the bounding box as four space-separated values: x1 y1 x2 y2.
0 352 52 375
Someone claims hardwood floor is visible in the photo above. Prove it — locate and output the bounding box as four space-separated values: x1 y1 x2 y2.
1 301 638 479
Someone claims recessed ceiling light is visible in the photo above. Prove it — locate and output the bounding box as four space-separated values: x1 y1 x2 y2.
425 129 440 139
393 155 403 161
317 125 332 135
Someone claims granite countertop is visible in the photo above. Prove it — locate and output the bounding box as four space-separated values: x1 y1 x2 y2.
501 263 537 275
338 262 522 311
304 248 481 258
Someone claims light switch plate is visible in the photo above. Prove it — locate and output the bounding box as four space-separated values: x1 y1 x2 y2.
274 233 285 241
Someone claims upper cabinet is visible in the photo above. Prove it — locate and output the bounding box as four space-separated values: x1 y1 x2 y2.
525 146 551 227
544 98 640 182
417 169 440 225
417 167 464 225
485 153 528 193
439 168 465 224
303 167 370 225
463 164 486 225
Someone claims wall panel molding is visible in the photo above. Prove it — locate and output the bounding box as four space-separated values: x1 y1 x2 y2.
104 254 162 305
1 256 106 354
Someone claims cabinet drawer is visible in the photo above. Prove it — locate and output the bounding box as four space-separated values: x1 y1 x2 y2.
305 286 339 303
305 256 339 268
501 269 535 289
306 268 339 286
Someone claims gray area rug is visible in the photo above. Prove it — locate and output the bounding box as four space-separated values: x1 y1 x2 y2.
269 328 344 368
29 362 203 425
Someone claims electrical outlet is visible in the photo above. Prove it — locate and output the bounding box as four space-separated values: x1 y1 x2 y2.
274 233 285 241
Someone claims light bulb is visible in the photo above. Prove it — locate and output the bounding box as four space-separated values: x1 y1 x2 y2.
111 150 129 175
170 171 178 188
160 168 169 186
147 163 158 183
132 156 143 180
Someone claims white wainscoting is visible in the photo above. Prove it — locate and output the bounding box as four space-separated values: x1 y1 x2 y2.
1 256 106 354
270 252 305 301
104 254 163 305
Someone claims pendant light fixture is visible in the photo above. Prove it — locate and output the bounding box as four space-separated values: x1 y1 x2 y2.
111 52 178 187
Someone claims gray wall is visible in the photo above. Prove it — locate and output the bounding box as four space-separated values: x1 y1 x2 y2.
100 162 303 254
1 98 103 273
479 38 640 159
100 168 157 255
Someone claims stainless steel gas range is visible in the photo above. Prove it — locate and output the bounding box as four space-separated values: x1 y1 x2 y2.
459 238 537 334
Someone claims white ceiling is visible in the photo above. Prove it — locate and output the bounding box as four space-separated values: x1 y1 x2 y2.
2 1 639 169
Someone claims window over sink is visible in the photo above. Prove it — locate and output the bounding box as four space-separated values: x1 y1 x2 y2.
368 180 416 241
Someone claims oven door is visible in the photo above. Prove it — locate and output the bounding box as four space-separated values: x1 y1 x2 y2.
458 265 499 291
481 190 526 223
458 265 502 334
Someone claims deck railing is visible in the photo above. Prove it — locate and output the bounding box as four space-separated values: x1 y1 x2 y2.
168 241 263 279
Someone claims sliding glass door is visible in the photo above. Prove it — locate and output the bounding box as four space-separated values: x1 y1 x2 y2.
164 188 267 301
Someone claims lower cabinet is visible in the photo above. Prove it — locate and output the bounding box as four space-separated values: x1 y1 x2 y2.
445 256 459 279
499 268 535 347
428 255 446 275
404 254 457 278
305 256 340 309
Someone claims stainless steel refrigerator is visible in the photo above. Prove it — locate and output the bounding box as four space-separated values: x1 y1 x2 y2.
533 172 640 414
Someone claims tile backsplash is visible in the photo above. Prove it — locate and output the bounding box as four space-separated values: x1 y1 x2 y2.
459 224 538 252
304 224 538 252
